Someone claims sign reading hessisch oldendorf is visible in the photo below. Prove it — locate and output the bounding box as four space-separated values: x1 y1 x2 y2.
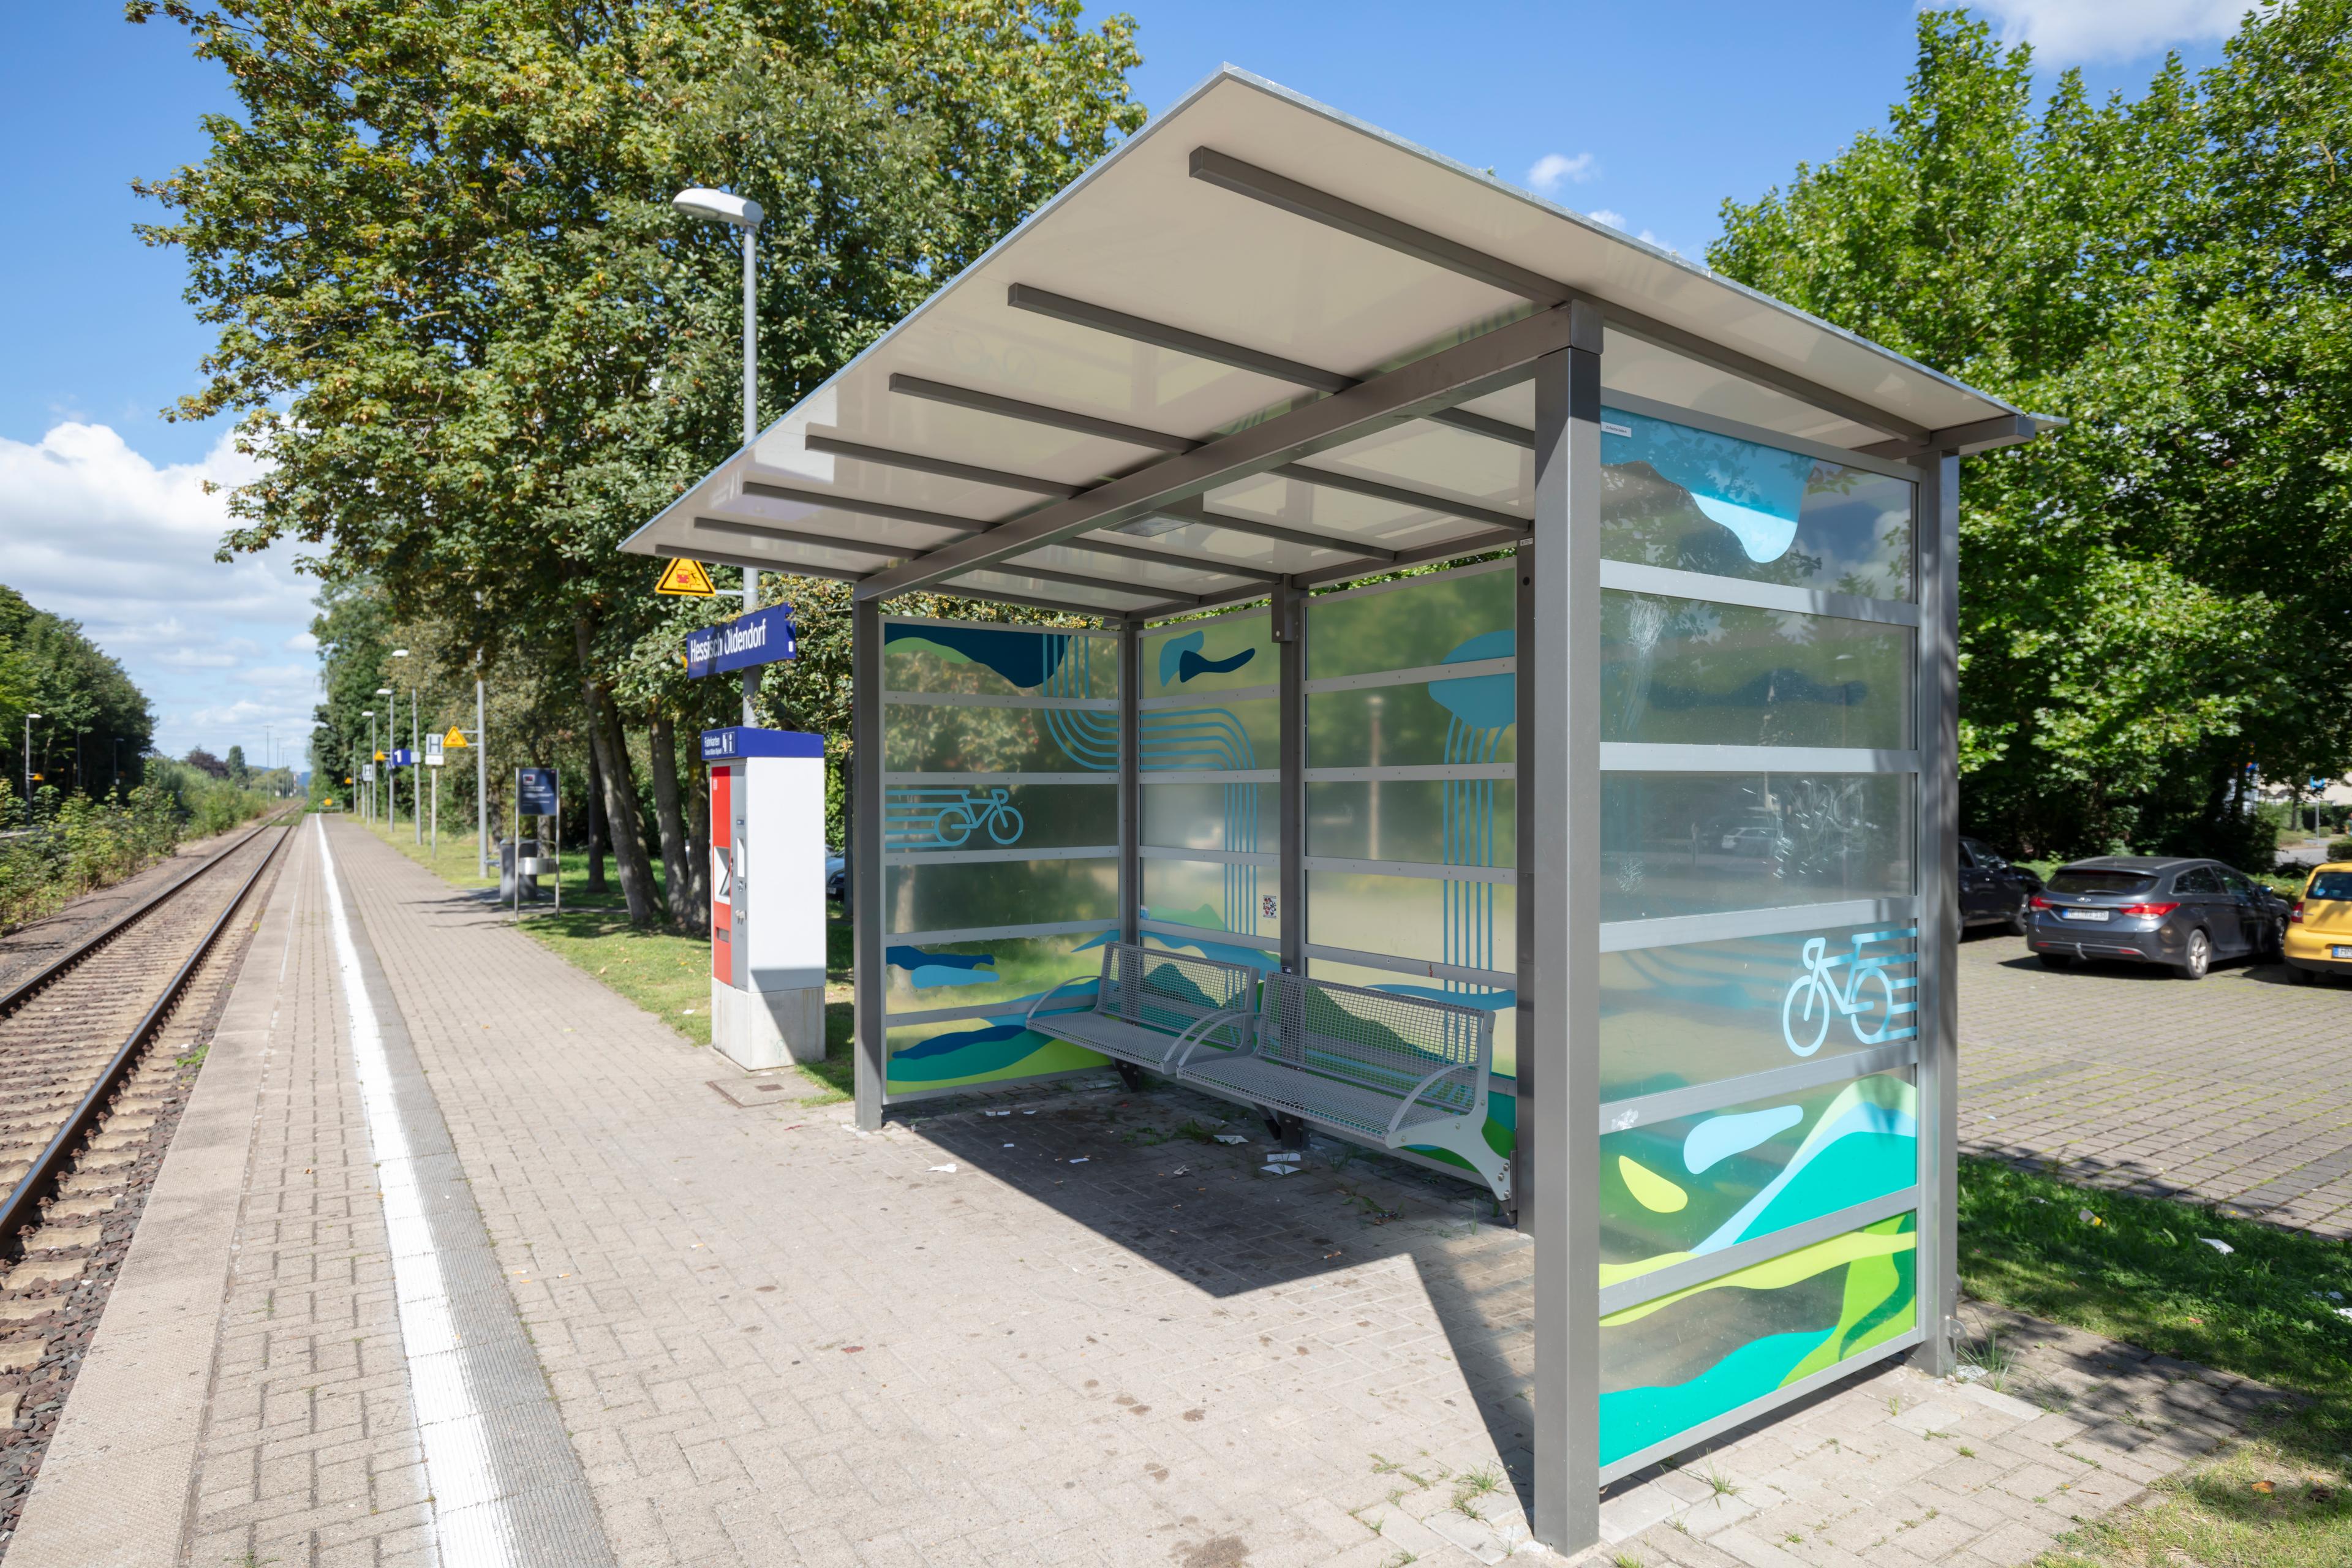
687 605 797 678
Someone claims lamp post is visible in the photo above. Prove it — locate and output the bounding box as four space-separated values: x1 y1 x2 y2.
672 185 766 728
363 709 377 822
377 685 395 828
21 714 38 826
393 649 418 843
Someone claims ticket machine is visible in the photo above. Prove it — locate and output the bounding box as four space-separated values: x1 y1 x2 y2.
703 727 826 1069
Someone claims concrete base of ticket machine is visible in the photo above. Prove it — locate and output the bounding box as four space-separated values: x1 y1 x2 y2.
703 727 827 1071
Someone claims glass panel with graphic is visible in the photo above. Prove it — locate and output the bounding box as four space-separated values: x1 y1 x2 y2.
1308 563 1515 680
1601 923 1918 1102
1598 1210 1917 1469
1602 591 1913 750
1600 407 1914 601
1145 857 1280 945
1144 782 1281 852
1309 780 1516 865
1600 772 1915 924
1600 1072 1918 1284
1306 870 1514 987
883 929 1119 1014
1142 612 1276 698
878 619 1128 1097
886 782 1115 854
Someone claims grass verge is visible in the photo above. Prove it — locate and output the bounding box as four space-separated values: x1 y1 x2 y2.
354 816 855 1101
1955 1156 2352 1565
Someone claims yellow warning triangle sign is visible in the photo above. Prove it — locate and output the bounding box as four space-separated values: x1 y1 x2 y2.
443 726 469 748
374 750 387 761
655 557 717 597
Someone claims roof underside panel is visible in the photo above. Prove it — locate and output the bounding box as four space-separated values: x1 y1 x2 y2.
625 69 2034 616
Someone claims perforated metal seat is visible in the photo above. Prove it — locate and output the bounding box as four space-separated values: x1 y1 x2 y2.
1025 943 1259 1073
1178 972 1509 1201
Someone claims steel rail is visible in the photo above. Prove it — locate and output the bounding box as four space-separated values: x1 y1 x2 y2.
0 816 296 1248
0 809 295 1019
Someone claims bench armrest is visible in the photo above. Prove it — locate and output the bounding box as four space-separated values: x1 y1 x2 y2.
1386 1060 1475 1138
1164 1007 1255 1072
1023 974 1097 1031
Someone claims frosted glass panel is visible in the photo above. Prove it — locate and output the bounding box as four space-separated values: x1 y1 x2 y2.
1143 782 1280 853
886 782 1115 853
885 1016 1108 1095
884 704 1119 774
1309 567 1515 680
1598 1212 1916 1468
1142 927 1280 973
1309 780 1514 865
1144 857 1278 943
1141 696 1278 772
1601 922 1918 1102
884 930 1115 1013
1142 613 1275 698
885 856 1117 933
1306 870 1513 978
1602 592 1912 750
1599 773 1915 923
1600 1073 1917 1274
884 622 1118 697
1309 687 1518 769
1600 407 1914 601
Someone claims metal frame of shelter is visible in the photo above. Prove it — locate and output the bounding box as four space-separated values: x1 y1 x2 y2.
624 67 2057 1553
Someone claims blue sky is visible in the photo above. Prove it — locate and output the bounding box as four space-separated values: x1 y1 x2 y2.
0 1 2237 764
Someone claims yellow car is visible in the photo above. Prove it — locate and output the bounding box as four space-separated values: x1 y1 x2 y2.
2284 862 2352 982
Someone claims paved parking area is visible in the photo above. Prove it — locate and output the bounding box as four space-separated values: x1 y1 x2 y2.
1956 930 2352 1237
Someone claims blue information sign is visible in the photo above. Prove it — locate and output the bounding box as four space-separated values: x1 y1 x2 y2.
516 767 558 816
687 604 796 678
389 748 417 767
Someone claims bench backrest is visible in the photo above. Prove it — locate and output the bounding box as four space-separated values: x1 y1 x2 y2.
1256 973 1491 1118
1096 943 1259 1036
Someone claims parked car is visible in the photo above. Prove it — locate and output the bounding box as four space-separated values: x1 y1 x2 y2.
1959 837 2042 934
825 850 846 902
2027 856 2288 979
2283 861 2352 984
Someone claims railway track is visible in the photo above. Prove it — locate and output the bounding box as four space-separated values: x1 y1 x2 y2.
0 811 296 1542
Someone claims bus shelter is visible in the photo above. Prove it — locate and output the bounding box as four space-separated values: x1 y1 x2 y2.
624 67 2054 1553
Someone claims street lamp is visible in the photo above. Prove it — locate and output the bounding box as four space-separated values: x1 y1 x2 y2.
672 185 766 728
393 649 418 843
363 708 378 823
377 685 395 829
21 714 39 826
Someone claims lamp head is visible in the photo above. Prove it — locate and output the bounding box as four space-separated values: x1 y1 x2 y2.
392 648 410 657
671 187 763 228
377 687 393 695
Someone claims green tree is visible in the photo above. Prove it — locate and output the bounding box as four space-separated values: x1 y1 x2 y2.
133 0 1143 922
0 584 156 802
1710 6 2352 859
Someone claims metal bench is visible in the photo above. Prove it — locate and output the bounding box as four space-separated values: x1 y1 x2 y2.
1178 971 1509 1202
1023 943 1259 1084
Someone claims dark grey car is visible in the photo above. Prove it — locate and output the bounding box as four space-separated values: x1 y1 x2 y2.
2027 855 2288 979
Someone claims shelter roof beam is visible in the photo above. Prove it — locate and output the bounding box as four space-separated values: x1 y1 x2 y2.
737 479 996 536
1183 145 1933 443
692 515 918 560
802 433 1087 497
853 302 1580 600
887 373 1197 453
992 559 1205 605
1065 534 1284 583
655 541 869 587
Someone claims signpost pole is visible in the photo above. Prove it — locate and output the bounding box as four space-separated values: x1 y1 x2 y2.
477 662 488 879
553 775 562 916
412 695 421 845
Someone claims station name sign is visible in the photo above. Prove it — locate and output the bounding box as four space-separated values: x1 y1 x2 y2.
687 604 796 678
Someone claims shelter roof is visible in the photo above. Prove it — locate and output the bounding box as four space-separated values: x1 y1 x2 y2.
623 67 2054 620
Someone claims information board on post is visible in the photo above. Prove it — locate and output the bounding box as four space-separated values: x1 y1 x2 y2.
516 767 557 816
686 604 797 679
424 734 445 767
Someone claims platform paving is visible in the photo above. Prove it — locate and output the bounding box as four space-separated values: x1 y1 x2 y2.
6 820 2302 1567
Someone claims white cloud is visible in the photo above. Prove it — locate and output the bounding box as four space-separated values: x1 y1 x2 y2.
1962 0 2261 64
0 422 320 769
1589 209 1627 230
1526 152 1597 194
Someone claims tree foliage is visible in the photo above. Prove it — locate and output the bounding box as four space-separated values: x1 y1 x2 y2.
1711 5 2352 859
0 584 156 799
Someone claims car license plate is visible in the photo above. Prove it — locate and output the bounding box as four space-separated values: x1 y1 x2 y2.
2333 945 2352 960
2062 908 2111 922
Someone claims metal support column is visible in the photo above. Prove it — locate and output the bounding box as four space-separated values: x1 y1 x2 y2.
851 598 887 1131
1914 451 1963 1373
1530 306 1603 1555
1512 538 1536 1226
1118 620 1141 944
1275 577 1306 974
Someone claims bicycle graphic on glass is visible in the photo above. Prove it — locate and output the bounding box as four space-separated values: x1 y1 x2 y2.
1780 926 1920 1057
887 786 1027 850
